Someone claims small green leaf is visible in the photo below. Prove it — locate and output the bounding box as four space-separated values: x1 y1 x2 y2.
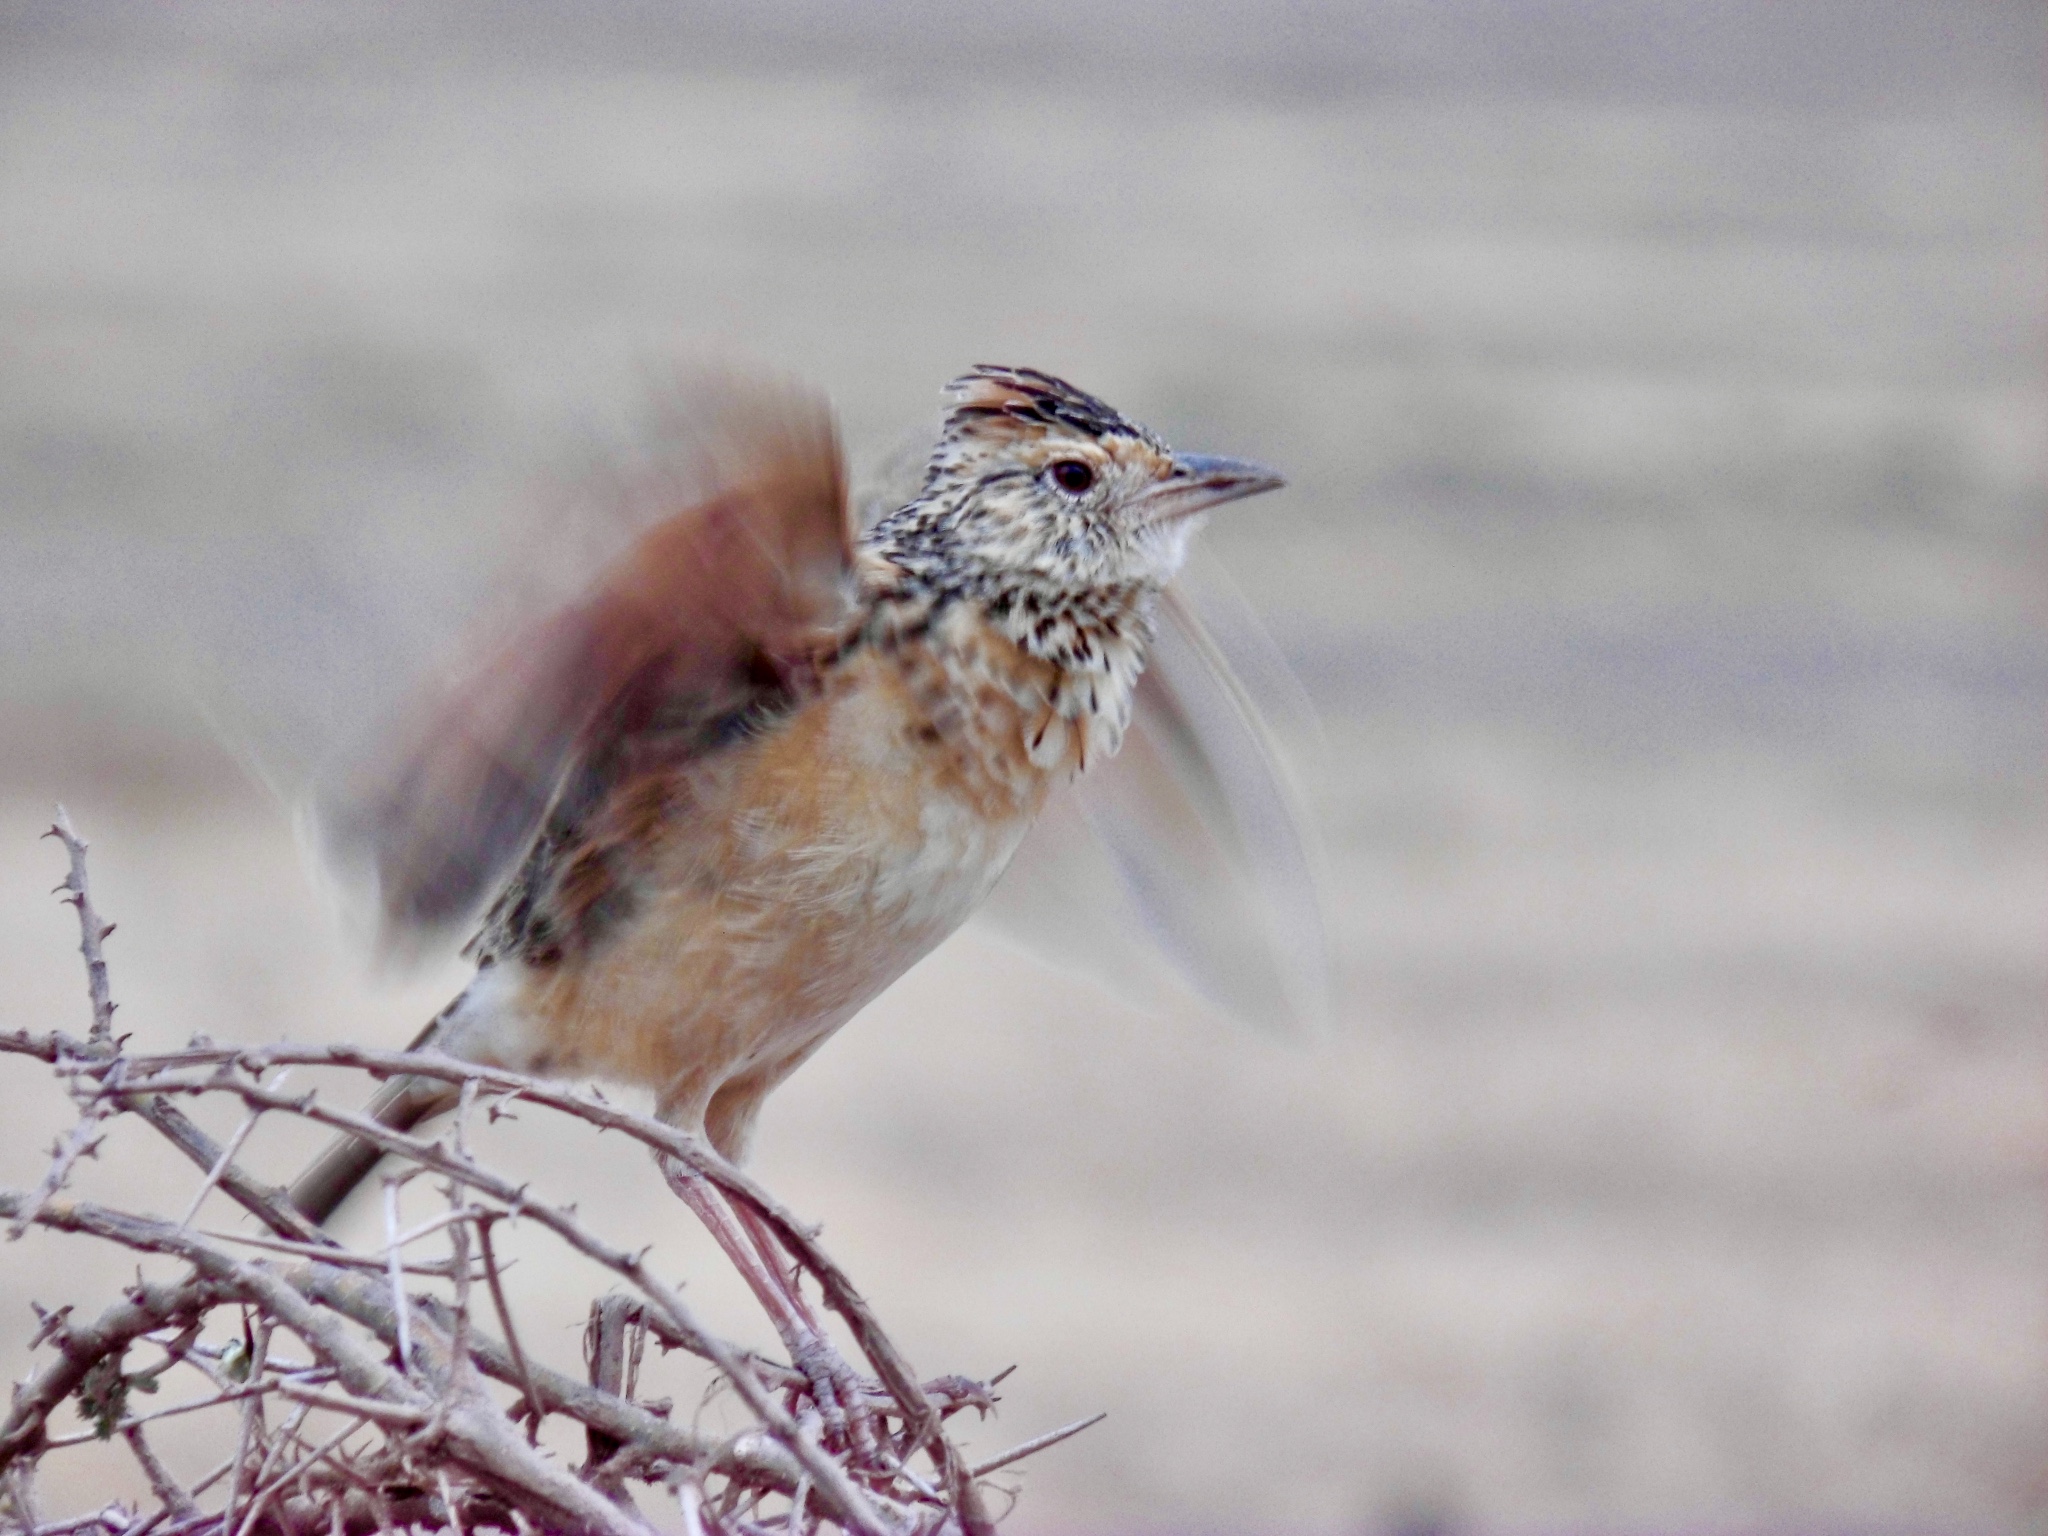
75 1353 129 1439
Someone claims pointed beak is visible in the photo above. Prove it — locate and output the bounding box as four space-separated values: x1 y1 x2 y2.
1140 452 1287 522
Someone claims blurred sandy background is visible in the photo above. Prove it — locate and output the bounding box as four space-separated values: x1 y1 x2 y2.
1 2 2043 1530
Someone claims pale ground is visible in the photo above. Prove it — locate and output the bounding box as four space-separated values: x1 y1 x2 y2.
1 4 2043 1531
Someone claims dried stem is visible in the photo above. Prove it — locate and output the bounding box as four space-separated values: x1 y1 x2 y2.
6 1105 115 1241
175 1104 266 1229
473 1215 546 1444
46 808 115 1043
122 1421 199 1520
968 1411 1109 1477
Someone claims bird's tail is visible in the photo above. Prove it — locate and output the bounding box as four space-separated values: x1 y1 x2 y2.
288 1002 465 1226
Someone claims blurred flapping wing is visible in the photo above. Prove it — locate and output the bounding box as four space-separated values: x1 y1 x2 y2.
981 553 1333 1034
320 374 856 952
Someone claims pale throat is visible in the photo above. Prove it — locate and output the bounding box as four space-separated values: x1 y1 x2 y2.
985 575 1159 771
862 496 1188 775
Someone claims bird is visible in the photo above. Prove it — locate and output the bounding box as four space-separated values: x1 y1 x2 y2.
288 363 1322 1440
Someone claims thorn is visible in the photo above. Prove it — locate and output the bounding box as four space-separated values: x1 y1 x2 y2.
29 1303 74 1349
966 1410 1109 1479
987 1364 1018 1387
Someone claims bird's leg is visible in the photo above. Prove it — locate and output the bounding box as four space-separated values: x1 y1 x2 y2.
658 1159 879 1461
729 1201 824 1333
730 1200 890 1460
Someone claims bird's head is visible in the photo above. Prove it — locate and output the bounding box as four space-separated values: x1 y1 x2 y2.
876 365 1283 594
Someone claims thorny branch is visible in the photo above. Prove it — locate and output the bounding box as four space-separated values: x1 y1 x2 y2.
0 817 1101 1535
45 810 114 1043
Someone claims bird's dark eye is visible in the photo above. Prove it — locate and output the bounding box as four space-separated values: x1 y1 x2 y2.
1049 459 1095 494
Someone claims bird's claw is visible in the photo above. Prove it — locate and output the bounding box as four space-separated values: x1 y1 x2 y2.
788 1332 883 1465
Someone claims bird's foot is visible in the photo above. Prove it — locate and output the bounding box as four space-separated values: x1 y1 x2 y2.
787 1330 884 1465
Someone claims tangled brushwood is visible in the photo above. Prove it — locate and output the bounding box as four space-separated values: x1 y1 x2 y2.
0 815 1099 1535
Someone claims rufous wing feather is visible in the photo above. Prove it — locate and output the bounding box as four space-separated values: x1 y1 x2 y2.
320 374 856 951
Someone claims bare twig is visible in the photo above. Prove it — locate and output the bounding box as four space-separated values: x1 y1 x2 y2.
7 1106 115 1241
121 1423 199 1521
474 1215 546 1445
445 1200 475 1394
41 1377 311 1451
7 819 128 1243
385 1205 480 1253
967 1411 1108 1477
129 1092 334 1247
437 1469 468 1536
583 1294 635 1476
197 1225 476 1277
0 1027 65 1063
380 1178 413 1376
676 1479 709 1536
175 1104 266 1229
19 1506 131 1536
272 1383 427 1429
46 809 115 1042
